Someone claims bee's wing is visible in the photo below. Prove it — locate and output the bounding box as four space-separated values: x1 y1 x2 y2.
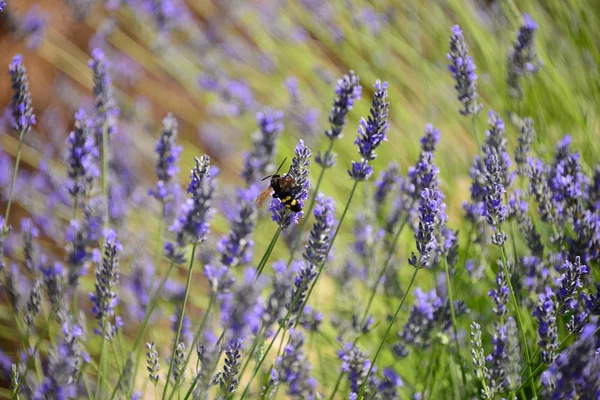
256 187 273 208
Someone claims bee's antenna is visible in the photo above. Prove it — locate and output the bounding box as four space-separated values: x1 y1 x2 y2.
275 157 287 174
261 158 288 182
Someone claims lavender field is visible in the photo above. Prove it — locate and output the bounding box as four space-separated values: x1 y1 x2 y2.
0 0 599 399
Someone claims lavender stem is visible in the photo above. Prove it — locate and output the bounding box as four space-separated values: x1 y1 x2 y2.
356 267 420 399
163 243 197 399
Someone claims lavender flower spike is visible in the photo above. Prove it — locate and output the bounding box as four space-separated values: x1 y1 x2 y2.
89 48 118 143
67 109 97 199
218 189 257 268
241 108 284 185
9 55 36 134
316 70 362 168
151 113 182 201
447 25 482 116
89 230 121 340
408 188 444 269
325 70 362 140
556 256 588 315
507 14 541 99
349 80 389 181
482 151 508 246
303 193 336 266
169 155 216 256
274 329 317 399
269 140 311 229
534 287 558 364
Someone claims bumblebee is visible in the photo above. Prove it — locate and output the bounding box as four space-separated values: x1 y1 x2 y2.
256 158 303 212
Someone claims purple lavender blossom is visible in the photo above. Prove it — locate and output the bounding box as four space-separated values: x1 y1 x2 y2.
218 189 257 268
507 14 541 99
24 279 41 327
509 190 544 256
325 70 361 140
349 80 389 181
150 113 182 214
66 219 93 287
396 288 444 353
123 258 154 323
316 70 361 168
0 1 5 12
274 330 317 399
220 268 264 343
215 340 242 395
489 269 509 317
89 48 119 144
270 140 311 229
482 151 508 246
21 218 40 273
529 157 556 225
534 287 559 364
242 109 283 185
409 188 444 269
169 155 216 256
303 193 336 266
299 306 323 332
407 152 440 203
42 262 65 312
487 317 520 392
447 25 482 116
9 55 36 134
20 6 48 50
67 109 97 200
89 230 121 340
378 368 403 399
541 323 600 399
420 124 440 153
515 117 535 175
286 261 317 327
338 344 376 399
35 317 88 399
556 256 588 314
262 260 297 336
550 151 588 221
486 321 507 391
374 162 399 210
484 111 514 188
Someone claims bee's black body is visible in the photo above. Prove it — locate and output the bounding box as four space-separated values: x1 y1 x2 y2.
270 174 302 212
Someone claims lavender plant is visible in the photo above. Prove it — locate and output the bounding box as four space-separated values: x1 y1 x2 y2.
1 5 599 400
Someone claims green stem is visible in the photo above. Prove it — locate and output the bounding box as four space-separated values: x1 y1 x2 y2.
167 293 216 400
328 215 409 400
286 140 334 265
255 226 282 279
357 267 420 399
110 340 122 373
109 264 177 400
2 128 26 236
360 216 409 330
182 373 201 400
240 324 283 400
163 243 198 399
442 256 467 394
499 244 537 398
292 180 360 330
243 180 359 398
96 322 107 399
236 327 265 389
